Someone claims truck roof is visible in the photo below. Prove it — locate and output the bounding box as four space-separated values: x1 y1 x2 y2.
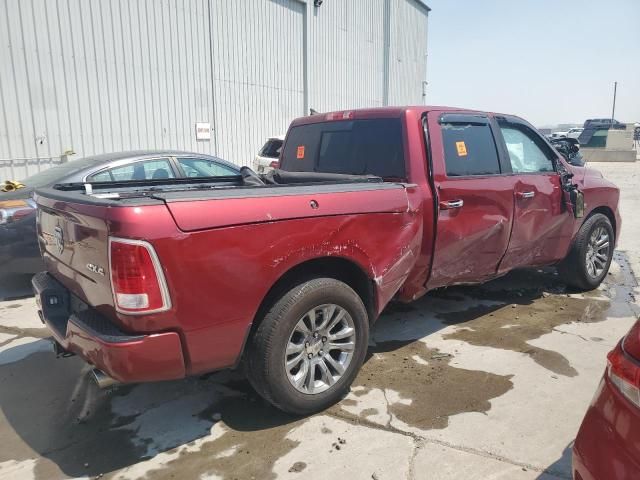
290 106 480 127
289 105 531 129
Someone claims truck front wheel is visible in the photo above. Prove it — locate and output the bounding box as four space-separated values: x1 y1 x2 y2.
559 213 614 290
246 278 369 415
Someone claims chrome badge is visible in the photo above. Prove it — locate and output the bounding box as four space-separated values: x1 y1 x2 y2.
54 226 64 255
86 263 105 276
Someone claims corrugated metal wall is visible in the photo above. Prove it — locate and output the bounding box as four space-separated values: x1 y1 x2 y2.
0 0 215 180
308 0 386 111
388 0 429 106
0 0 428 180
209 0 305 166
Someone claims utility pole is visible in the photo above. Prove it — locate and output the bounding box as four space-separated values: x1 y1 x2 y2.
611 81 618 123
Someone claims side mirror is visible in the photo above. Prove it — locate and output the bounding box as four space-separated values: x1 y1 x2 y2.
558 170 584 218
570 189 584 218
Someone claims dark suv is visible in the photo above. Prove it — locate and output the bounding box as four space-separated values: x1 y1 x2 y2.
583 118 626 130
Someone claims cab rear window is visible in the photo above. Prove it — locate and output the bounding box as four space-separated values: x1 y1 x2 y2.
280 118 405 179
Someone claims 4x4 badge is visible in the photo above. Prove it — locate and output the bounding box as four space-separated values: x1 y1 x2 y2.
86 263 105 276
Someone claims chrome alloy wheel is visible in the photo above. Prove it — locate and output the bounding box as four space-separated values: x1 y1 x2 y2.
585 226 610 278
284 304 356 395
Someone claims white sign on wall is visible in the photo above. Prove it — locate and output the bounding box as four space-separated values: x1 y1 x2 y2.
195 122 211 141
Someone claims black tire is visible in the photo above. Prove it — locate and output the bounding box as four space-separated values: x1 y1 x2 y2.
246 277 369 415
559 213 614 290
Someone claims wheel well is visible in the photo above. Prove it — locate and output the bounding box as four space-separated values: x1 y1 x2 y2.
249 257 377 338
588 206 617 241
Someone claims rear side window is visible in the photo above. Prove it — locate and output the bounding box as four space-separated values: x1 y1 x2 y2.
441 122 501 176
177 157 238 177
281 118 405 179
89 158 175 181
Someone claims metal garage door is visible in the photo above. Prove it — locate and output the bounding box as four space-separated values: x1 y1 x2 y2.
209 0 306 166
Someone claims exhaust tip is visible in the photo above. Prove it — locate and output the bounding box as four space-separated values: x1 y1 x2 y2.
92 369 119 389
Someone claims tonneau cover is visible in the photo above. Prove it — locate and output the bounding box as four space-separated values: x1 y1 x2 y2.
162 182 410 232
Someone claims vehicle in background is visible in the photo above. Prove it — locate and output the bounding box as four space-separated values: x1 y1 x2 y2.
548 131 569 140
567 127 584 139
33 107 620 415
579 119 627 146
254 135 284 173
583 118 626 130
573 318 640 479
0 151 239 280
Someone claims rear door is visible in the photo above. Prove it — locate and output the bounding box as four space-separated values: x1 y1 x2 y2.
495 117 574 271
426 112 516 289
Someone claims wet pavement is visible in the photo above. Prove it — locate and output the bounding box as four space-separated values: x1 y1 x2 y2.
1 162 639 480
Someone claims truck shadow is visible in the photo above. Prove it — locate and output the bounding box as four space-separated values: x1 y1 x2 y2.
536 443 573 479
0 274 34 301
0 257 632 478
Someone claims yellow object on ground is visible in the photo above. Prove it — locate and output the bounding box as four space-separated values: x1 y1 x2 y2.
1 180 26 192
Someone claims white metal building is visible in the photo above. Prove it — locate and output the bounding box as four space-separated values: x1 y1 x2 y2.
0 0 429 180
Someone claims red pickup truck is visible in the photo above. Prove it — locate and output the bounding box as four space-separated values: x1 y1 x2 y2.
33 107 620 414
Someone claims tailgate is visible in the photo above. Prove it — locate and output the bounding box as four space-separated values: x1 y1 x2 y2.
36 196 114 310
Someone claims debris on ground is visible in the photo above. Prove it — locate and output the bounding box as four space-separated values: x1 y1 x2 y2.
288 462 307 473
430 353 452 360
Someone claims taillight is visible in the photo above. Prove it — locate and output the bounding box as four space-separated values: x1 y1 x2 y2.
607 322 640 408
109 237 171 314
0 199 35 225
269 161 279 169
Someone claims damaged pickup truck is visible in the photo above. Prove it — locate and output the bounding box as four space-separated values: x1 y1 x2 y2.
32 107 620 414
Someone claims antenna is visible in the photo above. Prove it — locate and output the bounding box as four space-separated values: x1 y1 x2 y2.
611 81 618 124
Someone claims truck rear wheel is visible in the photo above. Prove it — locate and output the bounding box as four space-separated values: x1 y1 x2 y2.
246 278 369 415
559 213 614 291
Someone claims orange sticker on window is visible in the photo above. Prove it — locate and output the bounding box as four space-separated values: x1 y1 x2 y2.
456 141 468 156
296 145 305 159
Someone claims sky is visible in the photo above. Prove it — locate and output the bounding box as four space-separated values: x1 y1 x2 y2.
424 0 640 127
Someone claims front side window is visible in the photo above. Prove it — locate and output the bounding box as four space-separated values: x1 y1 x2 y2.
441 122 501 176
499 125 555 173
177 158 238 178
89 158 175 181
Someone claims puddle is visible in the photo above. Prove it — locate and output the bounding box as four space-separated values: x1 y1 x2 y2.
436 256 635 377
124 390 302 480
0 339 302 480
440 295 608 376
350 340 513 430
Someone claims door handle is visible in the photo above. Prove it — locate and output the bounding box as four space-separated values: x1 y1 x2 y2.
517 191 535 199
439 199 464 210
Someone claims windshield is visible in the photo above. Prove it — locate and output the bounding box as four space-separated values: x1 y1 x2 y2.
16 158 97 187
260 139 283 158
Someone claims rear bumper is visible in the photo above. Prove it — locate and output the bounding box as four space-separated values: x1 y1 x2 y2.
573 374 640 480
32 272 186 383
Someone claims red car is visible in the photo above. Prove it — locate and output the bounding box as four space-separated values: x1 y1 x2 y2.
573 320 640 479
32 106 621 414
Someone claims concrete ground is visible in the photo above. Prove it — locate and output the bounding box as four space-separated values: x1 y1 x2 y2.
1 162 638 480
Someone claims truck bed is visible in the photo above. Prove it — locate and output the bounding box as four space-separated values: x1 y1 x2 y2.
34 172 424 376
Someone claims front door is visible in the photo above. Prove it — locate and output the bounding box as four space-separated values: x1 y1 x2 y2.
426 112 517 290
495 117 574 272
